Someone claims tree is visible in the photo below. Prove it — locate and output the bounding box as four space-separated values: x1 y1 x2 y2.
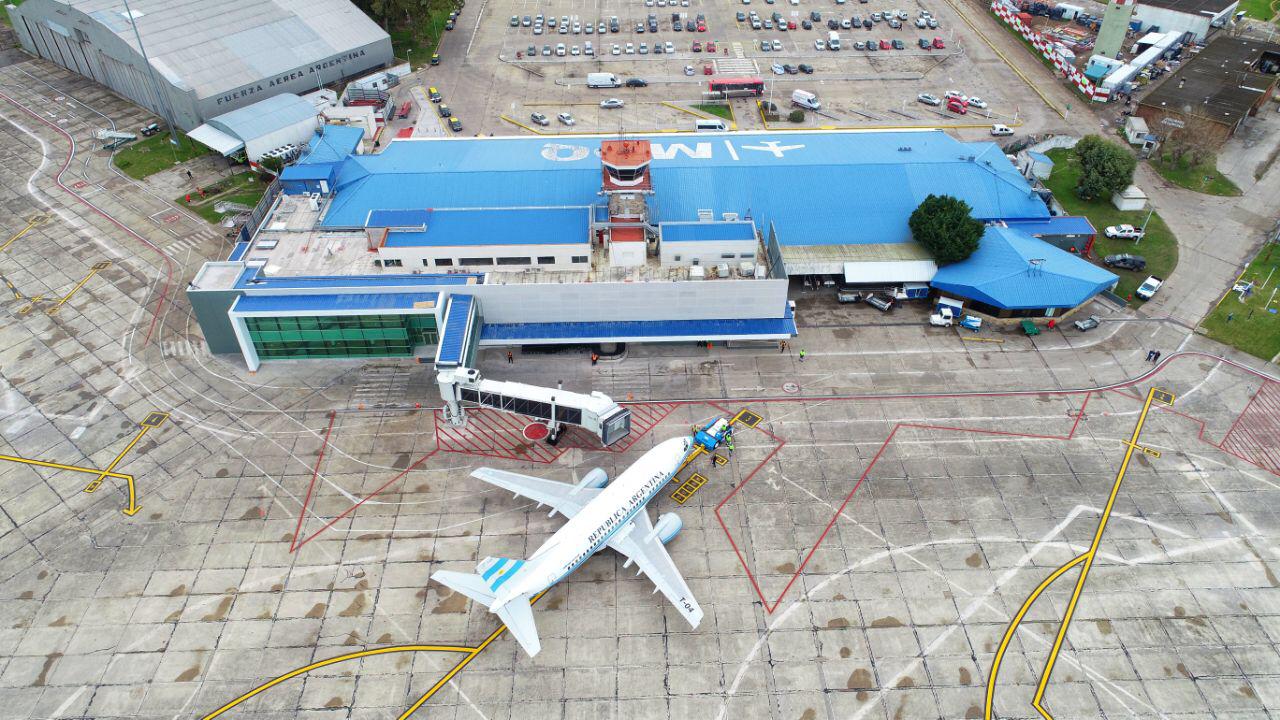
908 194 984 265
1073 134 1137 200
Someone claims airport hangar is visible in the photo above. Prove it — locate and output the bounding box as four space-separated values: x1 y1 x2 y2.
5 0 392 131
186 129 1117 372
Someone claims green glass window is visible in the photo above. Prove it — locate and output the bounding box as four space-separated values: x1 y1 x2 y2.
245 312 439 361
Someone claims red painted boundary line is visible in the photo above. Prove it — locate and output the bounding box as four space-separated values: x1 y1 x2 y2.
290 411 337 553
0 91 175 346
717 393 1092 613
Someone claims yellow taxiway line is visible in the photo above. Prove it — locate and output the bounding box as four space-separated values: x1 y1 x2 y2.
48 261 110 315
204 591 549 719
985 387 1166 719
83 411 166 515
0 215 46 254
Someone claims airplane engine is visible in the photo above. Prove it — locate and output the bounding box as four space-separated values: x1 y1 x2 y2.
654 513 683 545
576 467 608 490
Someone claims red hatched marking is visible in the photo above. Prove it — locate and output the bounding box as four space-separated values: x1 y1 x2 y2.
434 407 562 463
559 402 680 452
1220 381 1280 477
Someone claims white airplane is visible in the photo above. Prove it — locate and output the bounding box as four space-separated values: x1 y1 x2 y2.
430 436 702 656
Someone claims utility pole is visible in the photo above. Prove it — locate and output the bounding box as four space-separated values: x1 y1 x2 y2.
122 0 181 147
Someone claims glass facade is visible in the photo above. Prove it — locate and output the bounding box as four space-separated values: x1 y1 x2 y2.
244 313 438 360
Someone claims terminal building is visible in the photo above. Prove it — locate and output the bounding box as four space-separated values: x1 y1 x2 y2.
187 129 1115 371
6 0 392 131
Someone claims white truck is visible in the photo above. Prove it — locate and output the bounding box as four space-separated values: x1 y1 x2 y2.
791 89 820 110
1135 275 1163 300
827 30 841 50
586 72 621 88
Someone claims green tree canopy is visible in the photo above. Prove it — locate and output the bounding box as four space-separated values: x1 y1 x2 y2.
1073 134 1137 200
908 194 984 266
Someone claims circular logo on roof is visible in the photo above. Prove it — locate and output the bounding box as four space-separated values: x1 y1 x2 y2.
541 143 591 162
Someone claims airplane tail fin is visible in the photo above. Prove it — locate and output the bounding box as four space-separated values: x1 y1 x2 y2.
430 564 543 657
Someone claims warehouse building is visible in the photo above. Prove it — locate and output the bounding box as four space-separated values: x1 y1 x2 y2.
1137 36 1280 147
188 130 1115 371
6 0 392 131
1131 0 1239 42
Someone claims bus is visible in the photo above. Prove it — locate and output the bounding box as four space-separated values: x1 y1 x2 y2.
708 76 764 98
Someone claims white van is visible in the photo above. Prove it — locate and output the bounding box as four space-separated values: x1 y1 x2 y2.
827 31 841 50
695 118 727 132
586 72 621 88
792 89 820 109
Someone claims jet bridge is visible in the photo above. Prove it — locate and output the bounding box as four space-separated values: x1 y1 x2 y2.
437 367 632 447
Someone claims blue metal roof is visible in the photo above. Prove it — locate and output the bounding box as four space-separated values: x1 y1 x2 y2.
1004 216 1096 237
660 221 756 242
480 315 796 342
384 207 591 248
227 241 249 261
234 264 484 289
299 126 365 166
367 209 432 228
232 292 439 314
280 164 334 181
437 294 475 365
930 227 1117 310
318 132 1049 247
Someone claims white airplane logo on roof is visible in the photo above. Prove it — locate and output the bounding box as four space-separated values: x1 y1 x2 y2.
539 139 806 163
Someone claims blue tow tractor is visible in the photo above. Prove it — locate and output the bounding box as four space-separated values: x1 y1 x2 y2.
694 417 732 452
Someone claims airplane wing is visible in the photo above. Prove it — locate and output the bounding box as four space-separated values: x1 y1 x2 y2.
608 511 704 628
470 468 600 519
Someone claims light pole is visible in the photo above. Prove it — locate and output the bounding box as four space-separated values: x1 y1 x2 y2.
122 0 181 148
1136 206 1154 244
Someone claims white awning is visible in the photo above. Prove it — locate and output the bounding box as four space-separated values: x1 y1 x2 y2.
843 259 938 284
186 123 244 156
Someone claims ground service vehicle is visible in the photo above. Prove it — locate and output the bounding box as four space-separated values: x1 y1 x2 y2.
587 73 621 88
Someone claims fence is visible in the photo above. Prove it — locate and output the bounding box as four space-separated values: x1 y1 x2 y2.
237 179 282 244
989 0 1106 101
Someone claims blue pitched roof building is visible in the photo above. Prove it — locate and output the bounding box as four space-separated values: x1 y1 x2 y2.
931 226 1117 314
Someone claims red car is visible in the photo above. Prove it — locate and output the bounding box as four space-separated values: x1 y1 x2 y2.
706 41 717 52
933 36 946 48
697 22 707 31
692 40 702 51
946 98 967 114
787 20 796 29
879 39 891 49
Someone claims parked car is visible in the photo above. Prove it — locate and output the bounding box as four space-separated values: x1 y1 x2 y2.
685 64 696 75
866 293 895 312
946 97 967 114
815 39 826 50
707 41 717 51
891 38 904 49
932 36 945 48
1135 275 1163 300
448 116 462 131
1104 253 1147 271
558 112 576 125
990 124 1014 136
510 15 520 26
968 97 989 109
772 39 783 50
917 93 941 106
836 288 864 303
798 63 814 73
1073 314 1101 332
600 98 625 108
437 104 451 117
428 87 442 102
771 62 786 74
625 78 648 87
1105 224 1145 240
918 37 931 48
530 111 549 126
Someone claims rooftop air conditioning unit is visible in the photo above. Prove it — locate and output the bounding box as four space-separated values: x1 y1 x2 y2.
697 209 714 221
721 212 739 221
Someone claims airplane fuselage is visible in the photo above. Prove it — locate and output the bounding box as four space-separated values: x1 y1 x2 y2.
492 436 691 607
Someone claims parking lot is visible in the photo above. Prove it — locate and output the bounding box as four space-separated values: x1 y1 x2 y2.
415 0 1053 136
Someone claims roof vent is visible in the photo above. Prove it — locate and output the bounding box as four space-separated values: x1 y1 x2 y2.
898 146 912 151
966 155 976 161
721 212 739 221
697 209 714 221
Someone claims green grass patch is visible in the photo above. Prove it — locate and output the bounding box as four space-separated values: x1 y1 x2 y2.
388 5 454 68
1044 147 1179 303
1201 244 1280 361
176 172 268 225
693 103 733 121
1 1 25 27
1236 0 1277 22
112 133 210 180
1149 153 1242 196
